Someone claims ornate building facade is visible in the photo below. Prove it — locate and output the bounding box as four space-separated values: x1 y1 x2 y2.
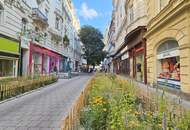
0 0 82 78
146 0 190 93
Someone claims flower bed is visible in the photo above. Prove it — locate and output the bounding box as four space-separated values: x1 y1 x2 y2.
80 73 190 130
0 75 58 101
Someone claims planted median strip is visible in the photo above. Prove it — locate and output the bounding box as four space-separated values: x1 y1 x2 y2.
70 73 190 130
0 75 58 101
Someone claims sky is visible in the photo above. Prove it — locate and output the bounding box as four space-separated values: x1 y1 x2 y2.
72 0 112 33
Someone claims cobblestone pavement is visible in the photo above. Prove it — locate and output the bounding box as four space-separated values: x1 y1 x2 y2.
0 74 92 130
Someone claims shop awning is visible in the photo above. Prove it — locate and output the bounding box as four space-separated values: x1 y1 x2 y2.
0 37 20 55
113 26 146 58
30 43 61 59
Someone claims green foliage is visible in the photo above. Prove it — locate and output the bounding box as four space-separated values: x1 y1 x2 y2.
80 73 190 130
63 34 70 47
0 75 57 101
79 25 106 66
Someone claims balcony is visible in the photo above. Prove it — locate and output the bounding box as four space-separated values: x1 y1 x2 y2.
32 8 48 27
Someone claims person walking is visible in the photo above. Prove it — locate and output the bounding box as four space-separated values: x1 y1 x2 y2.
66 59 72 78
54 65 58 76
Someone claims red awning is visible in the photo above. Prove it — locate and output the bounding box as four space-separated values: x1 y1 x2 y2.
30 42 61 59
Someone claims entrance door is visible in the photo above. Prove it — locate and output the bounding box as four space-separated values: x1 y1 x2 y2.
135 54 144 82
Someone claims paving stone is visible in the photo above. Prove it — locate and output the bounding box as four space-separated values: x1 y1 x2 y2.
0 75 91 129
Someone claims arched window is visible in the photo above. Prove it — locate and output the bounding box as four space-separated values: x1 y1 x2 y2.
157 40 179 54
157 40 180 89
21 18 28 32
0 3 4 24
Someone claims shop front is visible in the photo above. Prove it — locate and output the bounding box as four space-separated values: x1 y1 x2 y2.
113 57 121 74
145 0 190 93
59 56 67 72
133 44 145 83
125 26 147 84
29 42 61 75
0 35 20 78
157 40 180 89
120 52 130 76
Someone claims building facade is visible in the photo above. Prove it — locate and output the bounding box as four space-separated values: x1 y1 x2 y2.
103 13 116 73
145 0 190 93
0 0 31 78
0 0 82 78
109 0 190 93
110 0 147 83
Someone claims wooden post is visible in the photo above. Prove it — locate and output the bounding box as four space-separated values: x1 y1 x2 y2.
162 112 167 130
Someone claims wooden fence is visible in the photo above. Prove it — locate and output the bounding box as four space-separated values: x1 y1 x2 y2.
0 75 57 101
61 78 94 130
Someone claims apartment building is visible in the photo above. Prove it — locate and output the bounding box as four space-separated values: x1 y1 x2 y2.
145 0 190 93
0 0 82 78
103 14 116 73
111 0 147 83
0 0 31 78
109 0 190 93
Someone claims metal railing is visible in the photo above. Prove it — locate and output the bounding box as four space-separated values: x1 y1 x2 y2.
32 8 48 22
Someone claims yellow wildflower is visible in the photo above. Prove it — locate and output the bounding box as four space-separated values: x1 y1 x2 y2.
103 108 107 112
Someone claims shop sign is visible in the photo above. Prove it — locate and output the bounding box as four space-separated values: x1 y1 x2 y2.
157 49 179 60
0 37 19 55
157 78 180 89
136 47 144 53
121 52 129 60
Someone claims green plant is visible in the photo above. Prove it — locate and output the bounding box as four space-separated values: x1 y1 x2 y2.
0 75 57 101
79 73 190 130
63 34 70 47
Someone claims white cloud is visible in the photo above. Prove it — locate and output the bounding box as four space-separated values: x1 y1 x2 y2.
79 3 98 20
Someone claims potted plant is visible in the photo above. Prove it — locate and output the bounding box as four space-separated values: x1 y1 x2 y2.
63 34 70 47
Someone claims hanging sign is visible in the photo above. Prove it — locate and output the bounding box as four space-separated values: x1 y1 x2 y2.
121 52 129 60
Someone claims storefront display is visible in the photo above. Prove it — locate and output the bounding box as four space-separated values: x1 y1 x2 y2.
29 43 61 75
0 35 19 78
33 53 42 75
0 59 17 77
135 54 144 82
157 40 180 89
157 57 180 88
121 52 130 75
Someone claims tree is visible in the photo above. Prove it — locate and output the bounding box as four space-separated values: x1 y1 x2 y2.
79 25 106 66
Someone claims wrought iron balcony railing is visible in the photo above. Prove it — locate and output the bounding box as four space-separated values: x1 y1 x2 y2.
32 8 48 23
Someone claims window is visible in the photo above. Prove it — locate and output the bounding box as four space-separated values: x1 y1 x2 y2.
55 16 60 30
157 40 180 88
45 9 48 18
0 4 4 24
21 18 28 32
157 40 179 54
0 59 17 77
128 5 134 23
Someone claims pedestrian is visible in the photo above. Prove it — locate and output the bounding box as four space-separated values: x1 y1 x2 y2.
66 59 72 78
54 65 58 75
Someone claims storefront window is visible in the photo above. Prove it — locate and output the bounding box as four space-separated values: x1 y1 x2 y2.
135 54 144 82
0 4 4 24
33 53 42 75
0 59 17 77
157 40 180 88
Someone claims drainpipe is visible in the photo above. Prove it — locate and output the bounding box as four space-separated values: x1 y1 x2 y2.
18 38 22 77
